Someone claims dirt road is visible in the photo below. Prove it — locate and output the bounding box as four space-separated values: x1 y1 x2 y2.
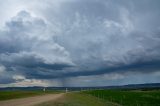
0 93 64 106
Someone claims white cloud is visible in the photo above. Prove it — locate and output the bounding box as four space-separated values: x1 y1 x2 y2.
2 79 50 87
0 10 73 65
13 75 25 81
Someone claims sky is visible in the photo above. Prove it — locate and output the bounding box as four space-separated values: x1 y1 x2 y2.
0 0 160 87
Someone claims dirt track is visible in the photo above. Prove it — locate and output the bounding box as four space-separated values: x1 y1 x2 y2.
0 93 64 106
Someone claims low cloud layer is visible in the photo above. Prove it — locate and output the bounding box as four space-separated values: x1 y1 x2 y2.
0 0 160 87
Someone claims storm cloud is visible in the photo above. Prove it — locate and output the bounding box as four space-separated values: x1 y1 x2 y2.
0 0 160 87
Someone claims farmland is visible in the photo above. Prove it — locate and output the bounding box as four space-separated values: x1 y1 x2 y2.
85 89 160 106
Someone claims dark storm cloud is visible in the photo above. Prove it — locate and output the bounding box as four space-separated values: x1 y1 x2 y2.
0 52 72 70
0 0 160 86
54 0 160 70
24 60 160 79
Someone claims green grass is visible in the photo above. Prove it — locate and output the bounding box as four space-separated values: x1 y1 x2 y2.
35 92 118 106
85 90 160 106
2 89 159 106
0 90 61 101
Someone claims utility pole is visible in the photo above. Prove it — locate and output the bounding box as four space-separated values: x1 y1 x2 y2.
43 87 46 92
65 88 68 93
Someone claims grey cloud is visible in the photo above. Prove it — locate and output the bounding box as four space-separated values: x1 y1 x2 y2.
26 60 160 79
0 10 74 84
0 0 160 86
0 52 72 70
47 0 160 83
0 65 15 84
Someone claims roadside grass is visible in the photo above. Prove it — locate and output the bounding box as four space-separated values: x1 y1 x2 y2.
35 92 119 106
0 90 62 101
85 90 160 106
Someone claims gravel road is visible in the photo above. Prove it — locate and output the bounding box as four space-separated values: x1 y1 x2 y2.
0 93 64 106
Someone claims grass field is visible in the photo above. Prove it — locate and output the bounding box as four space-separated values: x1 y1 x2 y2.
85 90 160 106
0 90 61 101
35 92 118 106
1 89 160 106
